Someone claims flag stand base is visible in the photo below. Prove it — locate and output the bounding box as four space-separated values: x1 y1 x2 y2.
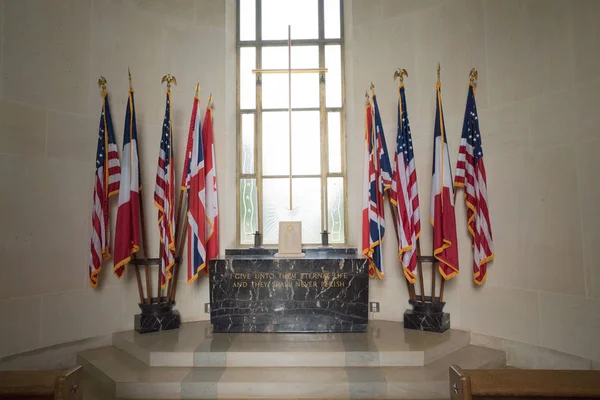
403 296 450 333
134 297 181 334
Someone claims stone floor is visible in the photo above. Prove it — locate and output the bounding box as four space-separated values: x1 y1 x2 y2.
78 320 506 399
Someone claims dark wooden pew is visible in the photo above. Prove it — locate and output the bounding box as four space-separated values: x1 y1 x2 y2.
0 366 82 400
450 365 600 400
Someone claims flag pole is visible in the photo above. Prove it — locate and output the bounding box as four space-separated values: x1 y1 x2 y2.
166 184 189 302
369 82 386 280
168 195 188 303
118 71 145 304
416 239 426 302
159 75 177 302
138 196 152 304
171 91 213 303
390 69 416 303
439 267 445 302
431 63 443 303
387 198 416 302
167 84 200 303
172 90 212 300
158 242 163 299
127 69 153 305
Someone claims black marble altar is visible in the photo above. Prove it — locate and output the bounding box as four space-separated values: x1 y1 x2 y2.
403 296 450 333
209 248 369 333
134 297 181 334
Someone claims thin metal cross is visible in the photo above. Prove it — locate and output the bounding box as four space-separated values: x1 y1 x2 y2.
252 25 328 212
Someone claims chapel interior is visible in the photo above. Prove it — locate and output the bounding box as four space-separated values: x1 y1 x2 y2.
1 1 600 399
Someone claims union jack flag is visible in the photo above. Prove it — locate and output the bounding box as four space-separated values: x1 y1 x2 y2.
184 96 207 283
154 91 176 288
430 82 459 280
390 84 421 283
455 83 494 285
89 90 120 288
362 95 392 279
202 105 219 263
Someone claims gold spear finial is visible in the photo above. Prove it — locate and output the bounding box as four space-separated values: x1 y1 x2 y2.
208 93 213 104
369 81 375 96
97 76 107 92
469 68 478 85
161 74 177 90
194 82 201 97
128 67 133 90
437 62 441 84
394 68 408 84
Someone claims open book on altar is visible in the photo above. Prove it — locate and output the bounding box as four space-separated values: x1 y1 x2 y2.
274 221 305 258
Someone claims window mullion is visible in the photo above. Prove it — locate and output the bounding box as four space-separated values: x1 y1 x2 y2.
255 0 264 236
339 0 347 244
318 0 328 234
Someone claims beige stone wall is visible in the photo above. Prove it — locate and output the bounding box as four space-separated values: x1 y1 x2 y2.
345 0 600 363
1 0 599 365
0 0 238 358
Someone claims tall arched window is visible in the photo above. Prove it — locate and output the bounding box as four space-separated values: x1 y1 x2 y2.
237 0 346 245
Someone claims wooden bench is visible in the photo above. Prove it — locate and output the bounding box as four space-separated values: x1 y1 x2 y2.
0 366 82 400
450 365 600 400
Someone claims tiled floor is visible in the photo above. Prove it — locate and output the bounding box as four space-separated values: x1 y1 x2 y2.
110 320 471 367
79 320 506 399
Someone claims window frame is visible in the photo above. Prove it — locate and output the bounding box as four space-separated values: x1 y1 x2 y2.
236 0 347 246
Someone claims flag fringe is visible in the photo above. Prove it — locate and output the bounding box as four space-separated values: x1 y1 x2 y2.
187 261 207 284
113 244 140 278
403 267 417 284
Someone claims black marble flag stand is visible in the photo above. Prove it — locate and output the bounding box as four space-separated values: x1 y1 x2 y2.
403 296 450 333
130 258 181 334
134 297 181 334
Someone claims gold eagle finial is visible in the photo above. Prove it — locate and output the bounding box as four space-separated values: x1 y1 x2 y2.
161 74 177 90
97 76 107 92
469 68 478 85
393 68 408 84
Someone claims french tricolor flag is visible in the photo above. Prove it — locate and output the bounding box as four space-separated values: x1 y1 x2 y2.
113 90 141 278
430 82 459 280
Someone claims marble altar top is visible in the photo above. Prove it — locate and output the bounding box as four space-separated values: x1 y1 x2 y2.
220 247 361 260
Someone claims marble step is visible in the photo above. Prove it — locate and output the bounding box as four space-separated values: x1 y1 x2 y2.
112 320 471 368
78 344 506 399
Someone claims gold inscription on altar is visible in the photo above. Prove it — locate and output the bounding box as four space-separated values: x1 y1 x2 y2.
231 272 349 289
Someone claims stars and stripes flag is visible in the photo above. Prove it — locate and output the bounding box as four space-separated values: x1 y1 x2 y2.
113 89 141 278
154 91 176 288
202 104 219 263
89 90 121 288
390 84 421 283
455 83 494 285
183 96 207 283
362 94 392 279
430 81 459 280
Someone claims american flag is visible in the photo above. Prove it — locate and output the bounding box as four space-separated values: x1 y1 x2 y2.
186 97 207 283
430 82 459 280
390 84 421 283
113 90 141 278
202 104 219 263
154 91 176 288
89 90 121 288
362 95 392 279
455 84 494 285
